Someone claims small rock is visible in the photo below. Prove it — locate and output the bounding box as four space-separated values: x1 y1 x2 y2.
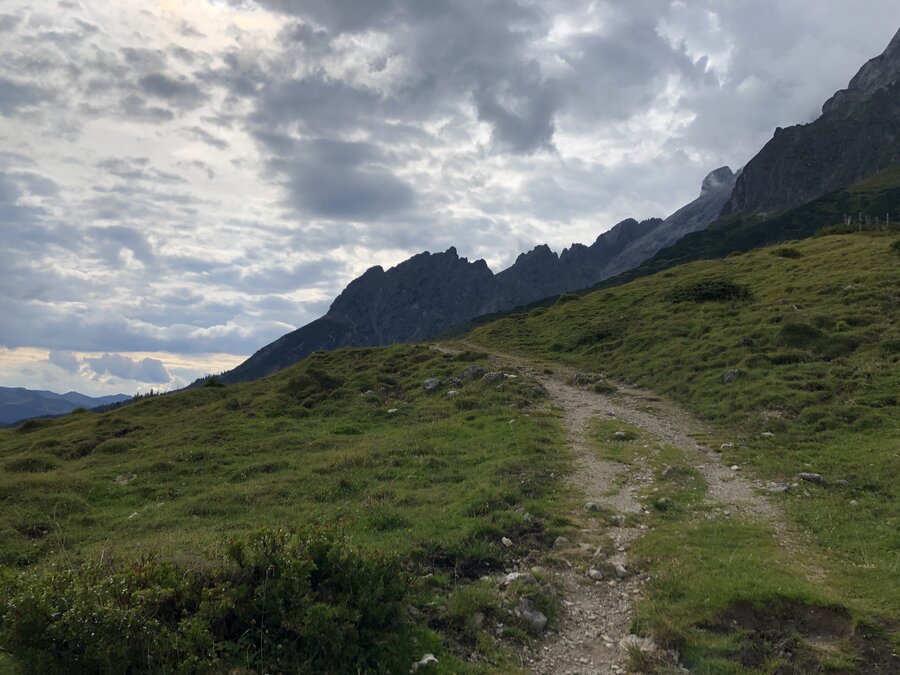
446 390 459 397
849 499 858 506
730 465 740 471
461 365 486 380
611 514 626 527
614 563 628 578
798 472 825 485
834 479 849 487
584 501 605 513
387 408 399 414
722 369 742 384
654 497 671 511
612 431 630 441
501 536 513 548
721 442 734 449
761 432 775 438
500 572 536 588
423 378 442 392
410 653 438 673
115 473 136 485
553 536 570 549
588 567 605 581
407 605 421 618
514 597 548 634
483 371 508 383
592 546 606 559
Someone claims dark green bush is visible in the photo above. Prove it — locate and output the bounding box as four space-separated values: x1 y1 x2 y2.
891 238 900 255
0 529 416 674
667 279 752 303
771 246 803 259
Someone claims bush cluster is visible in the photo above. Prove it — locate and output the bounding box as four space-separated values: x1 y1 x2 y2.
666 278 752 303
0 529 416 674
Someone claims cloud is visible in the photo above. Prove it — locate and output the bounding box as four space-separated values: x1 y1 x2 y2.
48 349 81 372
85 353 171 383
0 76 50 114
138 72 206 109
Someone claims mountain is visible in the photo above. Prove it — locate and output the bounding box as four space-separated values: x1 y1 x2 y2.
722 27 900 216
215 167 736 384
0 387 130 426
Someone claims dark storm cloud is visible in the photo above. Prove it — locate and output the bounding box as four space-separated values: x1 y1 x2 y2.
0 77 51 114
263 137 415 219
138 72 206 109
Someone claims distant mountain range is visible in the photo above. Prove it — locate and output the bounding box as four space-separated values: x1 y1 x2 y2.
0 387 130 426
214 27 900 385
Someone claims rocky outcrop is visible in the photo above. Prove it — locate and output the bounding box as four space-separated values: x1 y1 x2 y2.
602 166 736 279
723 28 900 216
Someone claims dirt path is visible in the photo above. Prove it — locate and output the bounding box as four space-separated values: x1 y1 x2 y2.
437 343 799 673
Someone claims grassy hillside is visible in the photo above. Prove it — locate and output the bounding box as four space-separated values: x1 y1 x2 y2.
0 345 568 672
470 231 899 665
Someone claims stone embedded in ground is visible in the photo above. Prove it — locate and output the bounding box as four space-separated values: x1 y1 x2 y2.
553 536 570 549
761 432 775 438
515 597 548 634
584 501 605 512
114 473 136 485
588 567 605 581
619 634 656 655
483 371 508 383
446 390 459 397
501 536 513 548
387 408 399 414
612 431 630 440
611 514 626 527
500 571 536 588
410 653 438 673
799 472 825 485
722 369 742 384
460 365 486 380
423 378 442 392
614 563 628 578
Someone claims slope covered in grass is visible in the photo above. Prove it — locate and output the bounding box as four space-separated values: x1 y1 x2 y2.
470 232 900 648
0 345 567 672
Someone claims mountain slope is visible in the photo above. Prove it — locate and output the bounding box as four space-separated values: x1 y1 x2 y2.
0 387 130 426
723 27 900 215
219 168 735 384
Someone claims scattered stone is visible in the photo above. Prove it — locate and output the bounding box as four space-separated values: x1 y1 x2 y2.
722 369 742 384
363 389 374 395
654 497 671 511
614 563 628 578
387 408 399 414
514 597 548 634
584 501 605 513
501 536 513 548
423 378 442 392
588 567 605 581
798 472 825 485
721 442 734 449
850 499 859 506
500 572 536 588
611 514 626 527
115 473 136 485
483 371 508 383
730 465 740 471
407 605 421 618
410 653 438 673
446 377 462 386
446 390 459 397
612 431 630 441
460 365 486 380
761 432 776 438
834 478 849 487
592 546 606 559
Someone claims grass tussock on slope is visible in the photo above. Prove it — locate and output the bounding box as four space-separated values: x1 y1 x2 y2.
0 345 567 672
470 233 900 652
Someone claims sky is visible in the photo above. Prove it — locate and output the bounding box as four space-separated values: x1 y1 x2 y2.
1 1 898 396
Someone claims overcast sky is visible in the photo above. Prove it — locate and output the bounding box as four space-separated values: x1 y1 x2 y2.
1 1 898 396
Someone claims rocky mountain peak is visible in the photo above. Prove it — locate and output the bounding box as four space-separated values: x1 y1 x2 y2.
821 27 900 115
701 166 735 194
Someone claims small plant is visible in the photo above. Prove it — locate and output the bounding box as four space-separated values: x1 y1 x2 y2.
667 278 752 303
891 238 900 255
772 246 803 259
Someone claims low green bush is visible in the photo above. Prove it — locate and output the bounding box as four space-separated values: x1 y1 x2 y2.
667 278 752 303
0 529 416 674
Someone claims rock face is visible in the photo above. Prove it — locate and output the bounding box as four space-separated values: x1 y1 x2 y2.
218 215 684 384
722 28 900 216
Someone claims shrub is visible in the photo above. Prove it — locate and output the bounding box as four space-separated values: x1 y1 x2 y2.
3 455 60 473
771 246 803 259
667 279 752 303
891 238 900 255
0 529 416 674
